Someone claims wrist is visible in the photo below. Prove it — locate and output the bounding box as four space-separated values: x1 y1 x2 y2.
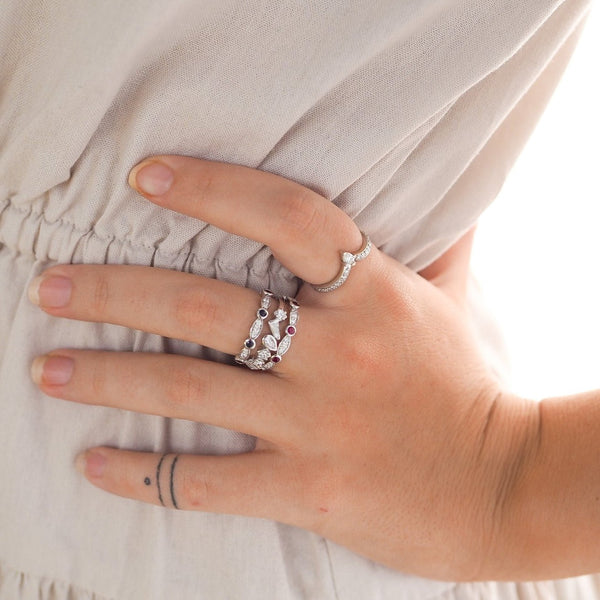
483 390 600 581
464 389 541 581
418 385 540 582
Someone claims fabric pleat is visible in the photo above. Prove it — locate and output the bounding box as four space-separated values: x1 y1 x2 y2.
0 1 593 598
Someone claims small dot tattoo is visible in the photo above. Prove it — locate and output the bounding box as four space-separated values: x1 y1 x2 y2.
144 477 151 486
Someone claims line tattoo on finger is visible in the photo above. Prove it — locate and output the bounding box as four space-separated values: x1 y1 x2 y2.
170 454 180 510
155 453 168 507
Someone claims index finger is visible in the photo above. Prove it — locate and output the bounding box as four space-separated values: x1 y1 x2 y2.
128 156 371 295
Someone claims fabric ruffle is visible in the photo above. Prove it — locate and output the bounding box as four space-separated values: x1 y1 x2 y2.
444 576 600 600
0 562 112 600
0 196 299 297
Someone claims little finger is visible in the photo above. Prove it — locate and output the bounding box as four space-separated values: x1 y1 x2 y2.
76 446 301 524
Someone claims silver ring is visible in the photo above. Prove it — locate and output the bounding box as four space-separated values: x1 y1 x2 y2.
235 289 274 364
311 231 372 293
236 294 300 371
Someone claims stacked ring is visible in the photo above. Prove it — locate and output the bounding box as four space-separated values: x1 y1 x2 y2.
235 289 274 364
236 293 299 371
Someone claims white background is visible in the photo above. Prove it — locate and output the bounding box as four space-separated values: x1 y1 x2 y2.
471 6 600 399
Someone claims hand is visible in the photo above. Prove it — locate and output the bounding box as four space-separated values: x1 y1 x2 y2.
28 156 537 581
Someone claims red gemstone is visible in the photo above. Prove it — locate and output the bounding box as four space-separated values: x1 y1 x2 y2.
272 355 281 363
286 326 296 336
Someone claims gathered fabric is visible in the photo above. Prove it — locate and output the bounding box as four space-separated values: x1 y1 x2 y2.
0 1 592 598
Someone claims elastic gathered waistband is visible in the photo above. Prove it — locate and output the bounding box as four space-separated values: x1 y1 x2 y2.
0 196 299 295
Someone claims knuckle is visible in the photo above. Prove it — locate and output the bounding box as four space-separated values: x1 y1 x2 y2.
90 352 109 397
91 275 110 316
293 458 344 522
190 167 217 205
163 364 210 414
376 263 420 321
279 189 325 242
179 467 214 510
171 286 219 339
335 327 385 380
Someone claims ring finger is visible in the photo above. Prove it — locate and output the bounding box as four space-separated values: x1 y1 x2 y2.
32 350 295 443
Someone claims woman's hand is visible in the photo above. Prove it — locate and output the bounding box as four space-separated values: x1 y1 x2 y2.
28 156 538 581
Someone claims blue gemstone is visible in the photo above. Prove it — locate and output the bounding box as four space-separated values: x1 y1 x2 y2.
244 339 256 349
258 308 268 318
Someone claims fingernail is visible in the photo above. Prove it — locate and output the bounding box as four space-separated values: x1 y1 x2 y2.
28 275 72 308
31 355 74 386
76 450 106 478
129 161 174 196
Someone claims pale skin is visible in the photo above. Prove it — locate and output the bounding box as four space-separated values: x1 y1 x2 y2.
22 12 599 585
21 152 553 583
24 143 600 582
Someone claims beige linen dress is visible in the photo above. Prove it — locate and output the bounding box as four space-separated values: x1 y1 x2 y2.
0 1 595 598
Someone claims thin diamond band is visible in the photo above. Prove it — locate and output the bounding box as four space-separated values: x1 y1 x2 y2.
235 289 274 364
312 231 371 293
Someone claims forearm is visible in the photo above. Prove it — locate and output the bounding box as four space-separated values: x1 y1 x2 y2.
486 390 600 580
